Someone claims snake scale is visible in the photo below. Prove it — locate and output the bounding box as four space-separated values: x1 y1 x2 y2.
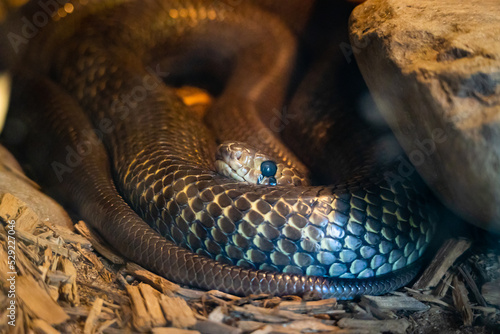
2 0 437 299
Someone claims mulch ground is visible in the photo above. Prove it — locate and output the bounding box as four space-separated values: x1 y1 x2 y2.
0 181 499 334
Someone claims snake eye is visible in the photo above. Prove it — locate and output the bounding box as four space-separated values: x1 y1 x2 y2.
261 160 277 177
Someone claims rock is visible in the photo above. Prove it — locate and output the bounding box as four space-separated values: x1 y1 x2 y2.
349 0 500 232
482 278 500 307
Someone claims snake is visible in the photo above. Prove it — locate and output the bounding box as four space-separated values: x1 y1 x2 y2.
1 0 437 300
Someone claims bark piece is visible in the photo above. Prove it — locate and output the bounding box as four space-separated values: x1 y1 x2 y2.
17 275 69 325
277 298 338 314
58 257 80 306
15 229 77 260
284 320 340 332
360 295 429 312
152 329 200 334
452 276 474 326
44 222 91 249
192 320 241 334
337 318 410 334
125 262 180 293
159 293 197 329
0 193 26 222
139 283 167 327
32 319 61 334
232 304 308 323
237 320 266 332
207 306 225 323
458 264 487 306
432 271 454 298
404 288 451 308
83 297 104 334
413 238 471 289
126 284 153 332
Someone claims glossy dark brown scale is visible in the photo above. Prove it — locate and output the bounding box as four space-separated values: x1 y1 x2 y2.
2 0 436 300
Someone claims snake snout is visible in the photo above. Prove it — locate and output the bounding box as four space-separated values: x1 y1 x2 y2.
215 141 309 186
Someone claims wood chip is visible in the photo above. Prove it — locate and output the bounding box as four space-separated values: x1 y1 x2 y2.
32 319 60 334
471 305 498 315
432 270 454 298
17 275 69 325
250 324 300 334
47 285 60 302
207 306 226 323
176 288 206 300
192 320 242 334
347 302 371 319
0 193 41 234
63 306 92 317
236 320 266 332
83 297 104 334
337 318 410 334
77 279 129 305
458 264 487 307
15 229 78 260
284 320 340 332
231 305 287 323
126 262 180 293
404 288 451 308
59 257 80 306
159 293 197 328
97 318 118 333
44 222 92 249
205 290 241 301
452 276 473 326
126 284 153 332
413 238 472 289
152 328 200 334
359 302 397 320
15 206 39 232
139 283 167 327
0 193 24 221
277 298 337 314
103 300 121 310
360 295 429 312
74 221 125 264
232 304 318 324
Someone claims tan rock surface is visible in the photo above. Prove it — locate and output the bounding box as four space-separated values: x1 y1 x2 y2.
349 0 500 232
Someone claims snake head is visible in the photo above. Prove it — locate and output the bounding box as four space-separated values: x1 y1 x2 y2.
215 141 309 186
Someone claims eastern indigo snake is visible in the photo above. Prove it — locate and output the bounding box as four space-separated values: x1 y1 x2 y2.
2 0 437 299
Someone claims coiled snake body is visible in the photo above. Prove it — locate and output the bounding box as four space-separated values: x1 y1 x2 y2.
3 0 436 299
